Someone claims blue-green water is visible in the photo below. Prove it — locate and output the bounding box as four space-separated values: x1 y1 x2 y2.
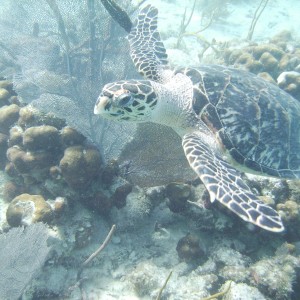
0 1 300 299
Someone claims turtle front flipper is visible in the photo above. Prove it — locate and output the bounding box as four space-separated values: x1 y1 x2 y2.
182 132 284 232
128 5 170 82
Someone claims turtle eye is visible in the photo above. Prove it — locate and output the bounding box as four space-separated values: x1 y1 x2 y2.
116 93 133 107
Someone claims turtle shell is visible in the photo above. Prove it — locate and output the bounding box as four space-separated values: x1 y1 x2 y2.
178 65 300 179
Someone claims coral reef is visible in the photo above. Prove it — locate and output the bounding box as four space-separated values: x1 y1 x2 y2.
8 126 23 147
0 104 20 134
111 182 133 209
221 32 300 102
7 146 56 175
1 3 300 298
6 193 53 227
176 233 206 262
2 180 23 202
23 125 60 151
166 182 191 213
59 145 101 190
249 249 300 299
277 200 300 222
128 261 163 297
84 190 112 215
101 159 119 185
0 79 130 233
60 126 86 147
0 79 131 231
223 282 266 300
0 87 10 105
0 133 8 168
277 71 300 99
74 220 93 249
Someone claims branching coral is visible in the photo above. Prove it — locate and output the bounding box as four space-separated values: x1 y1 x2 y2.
176 0 227 61
247 0 270 40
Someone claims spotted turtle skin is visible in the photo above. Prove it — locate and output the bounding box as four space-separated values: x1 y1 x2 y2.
177 65 300 179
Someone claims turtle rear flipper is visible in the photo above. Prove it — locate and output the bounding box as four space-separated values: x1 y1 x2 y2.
182 132 284 232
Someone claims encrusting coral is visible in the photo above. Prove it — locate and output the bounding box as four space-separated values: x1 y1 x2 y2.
59 145 102 190
6 193 53 227
60 126 86 147
176 233 206 262
0 104 20 134
0 79 133 231
23 125 61 151
165 182 191 213
221 31 300 101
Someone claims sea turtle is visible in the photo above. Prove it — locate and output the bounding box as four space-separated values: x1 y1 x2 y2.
94 5 300 232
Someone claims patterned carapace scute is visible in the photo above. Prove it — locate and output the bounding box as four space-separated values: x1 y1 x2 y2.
0 0 191 185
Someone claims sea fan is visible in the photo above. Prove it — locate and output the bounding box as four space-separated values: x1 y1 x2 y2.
0 0 193 186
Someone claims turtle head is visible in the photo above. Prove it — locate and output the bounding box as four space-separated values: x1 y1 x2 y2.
94 80 158 122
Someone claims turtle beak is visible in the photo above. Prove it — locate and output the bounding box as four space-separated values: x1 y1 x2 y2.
94 95 111 115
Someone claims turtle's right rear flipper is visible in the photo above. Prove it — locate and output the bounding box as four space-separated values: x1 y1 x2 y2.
182 132 284 232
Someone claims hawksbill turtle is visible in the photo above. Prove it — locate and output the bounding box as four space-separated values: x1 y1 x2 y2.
94 5 300 232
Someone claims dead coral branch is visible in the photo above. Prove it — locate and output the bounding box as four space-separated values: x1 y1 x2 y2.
247 0 269 40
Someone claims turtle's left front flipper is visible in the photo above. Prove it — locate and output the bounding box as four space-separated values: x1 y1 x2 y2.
182 132 284 232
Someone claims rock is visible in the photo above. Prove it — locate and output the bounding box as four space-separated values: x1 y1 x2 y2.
249 253 300 300
127 261 162 297
220 266 250 283
0 104 20 134
6 193 53 226
223 282 266 300
59 145 101 189
23 125 60 151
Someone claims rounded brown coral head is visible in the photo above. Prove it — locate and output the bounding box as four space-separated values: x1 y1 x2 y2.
176 233 206 262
